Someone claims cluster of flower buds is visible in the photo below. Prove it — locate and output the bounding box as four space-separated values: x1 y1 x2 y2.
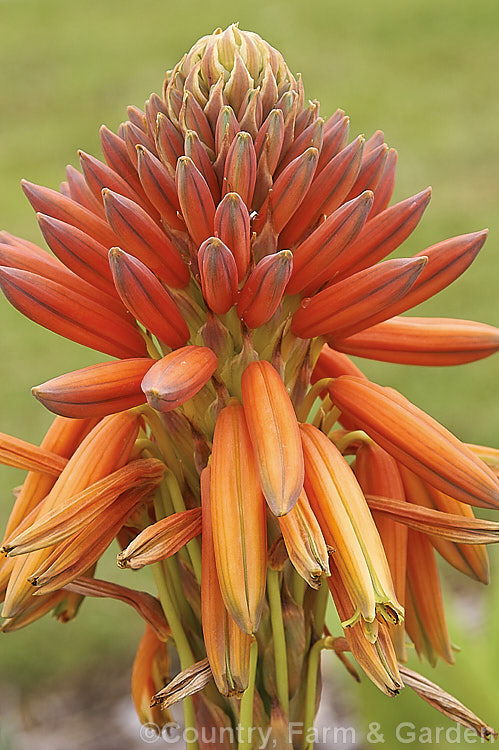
1 23 498 746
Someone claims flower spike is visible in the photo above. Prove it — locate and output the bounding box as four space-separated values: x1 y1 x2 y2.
0 23 498 740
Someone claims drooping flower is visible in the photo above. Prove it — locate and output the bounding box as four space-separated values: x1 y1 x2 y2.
0 23 498 743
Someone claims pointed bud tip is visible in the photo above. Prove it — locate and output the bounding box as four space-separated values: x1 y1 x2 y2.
108 246 122 260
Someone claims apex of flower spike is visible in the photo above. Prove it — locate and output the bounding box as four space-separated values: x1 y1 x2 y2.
173 24 299 119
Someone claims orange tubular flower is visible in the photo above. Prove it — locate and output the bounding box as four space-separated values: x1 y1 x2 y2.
102 188 189 287
329 376 499 509
32 358 153 418
141 345 217 411
213 192 251 280
2 411 140 618
354 442 408 659
201 467 251 696
285 190 374 296
117 507 202 570
108 247 190 348
301 423 402 627
241 360 304 515
0 230 122 311
328 560 402 695
1 417 93 543
0 432 68 476
132 626 173 729
329 187 432 281
405 530 454 666
36 213 119 297
4 458 165 556
277 488 330 587
335 316 499 366
210 399 267 634
237 249 293 329
291 257 427 340
0 266 148 359
1 23 498 740
197 237 238 314
398 465 490 584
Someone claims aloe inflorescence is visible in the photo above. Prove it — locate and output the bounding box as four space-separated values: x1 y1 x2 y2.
0 24 498 747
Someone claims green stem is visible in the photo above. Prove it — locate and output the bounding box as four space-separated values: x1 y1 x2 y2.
267 568 289 716
313 577 329 637
152 561 198 750
141 407 184 487
334 429 372 454
291 569 307 607
238 639 258 750
152 561 194 668
165 471 203 586
139 328 163 359
302 638 325 750
297 378 332 422
322 402 340 434
154 489 198 632
302 580 330 749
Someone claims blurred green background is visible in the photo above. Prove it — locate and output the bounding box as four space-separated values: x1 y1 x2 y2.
0 0 498 747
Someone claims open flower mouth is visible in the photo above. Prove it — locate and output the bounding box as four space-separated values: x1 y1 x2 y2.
0 22 498 745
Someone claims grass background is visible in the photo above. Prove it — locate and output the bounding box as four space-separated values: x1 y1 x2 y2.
0 0 498 746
